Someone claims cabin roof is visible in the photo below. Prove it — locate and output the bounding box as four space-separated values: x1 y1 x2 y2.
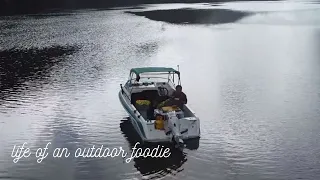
130 67 180 76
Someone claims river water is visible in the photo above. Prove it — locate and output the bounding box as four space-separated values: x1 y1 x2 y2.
1 0 320 180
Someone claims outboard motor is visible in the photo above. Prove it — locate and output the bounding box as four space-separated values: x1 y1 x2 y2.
166 111 184 150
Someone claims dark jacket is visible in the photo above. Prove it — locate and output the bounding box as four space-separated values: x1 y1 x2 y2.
170 91 187 108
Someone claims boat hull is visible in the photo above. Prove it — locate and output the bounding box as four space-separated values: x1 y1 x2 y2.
119 90 200 143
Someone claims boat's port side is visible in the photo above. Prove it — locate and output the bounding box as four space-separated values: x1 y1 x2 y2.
119 90 149 141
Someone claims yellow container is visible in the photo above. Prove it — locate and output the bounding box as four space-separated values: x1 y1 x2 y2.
136 100 151 106
155 119 164 130
161 106 180 112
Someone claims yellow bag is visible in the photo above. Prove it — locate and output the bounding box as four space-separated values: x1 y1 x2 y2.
157 99 169 109
136 100 151 106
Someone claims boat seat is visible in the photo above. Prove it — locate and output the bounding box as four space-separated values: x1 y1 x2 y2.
131 90 159 105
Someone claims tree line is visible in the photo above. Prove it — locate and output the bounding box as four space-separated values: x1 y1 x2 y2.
0 0 278 15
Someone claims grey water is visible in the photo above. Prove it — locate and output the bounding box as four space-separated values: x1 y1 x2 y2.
1 0 320 179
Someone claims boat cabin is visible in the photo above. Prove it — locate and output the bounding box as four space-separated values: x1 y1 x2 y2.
121 67 188 120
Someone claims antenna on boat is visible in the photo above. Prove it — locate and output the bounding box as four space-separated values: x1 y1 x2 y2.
177 65 181 85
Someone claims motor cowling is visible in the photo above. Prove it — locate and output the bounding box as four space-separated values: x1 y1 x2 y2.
166 111 184 148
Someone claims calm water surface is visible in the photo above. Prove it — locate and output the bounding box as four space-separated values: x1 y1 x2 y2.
1 1 320 180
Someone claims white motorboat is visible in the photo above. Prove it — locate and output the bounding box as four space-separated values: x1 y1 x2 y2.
118 67 200 148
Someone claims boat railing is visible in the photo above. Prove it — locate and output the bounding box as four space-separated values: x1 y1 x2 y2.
127 76 174 85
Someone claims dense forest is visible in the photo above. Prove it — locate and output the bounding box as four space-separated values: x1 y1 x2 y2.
0 0 277 15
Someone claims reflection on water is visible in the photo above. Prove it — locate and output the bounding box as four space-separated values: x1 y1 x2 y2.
120 119 192 179
0 45 79 92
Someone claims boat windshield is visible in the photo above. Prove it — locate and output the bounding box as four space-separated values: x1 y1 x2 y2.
139 73 170 82
129 72 178 85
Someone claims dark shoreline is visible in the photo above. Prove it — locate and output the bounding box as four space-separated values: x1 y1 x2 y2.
0 0 281 16
127 8 253 25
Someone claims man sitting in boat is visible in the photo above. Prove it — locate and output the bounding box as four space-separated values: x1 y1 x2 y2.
158 85 187 109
